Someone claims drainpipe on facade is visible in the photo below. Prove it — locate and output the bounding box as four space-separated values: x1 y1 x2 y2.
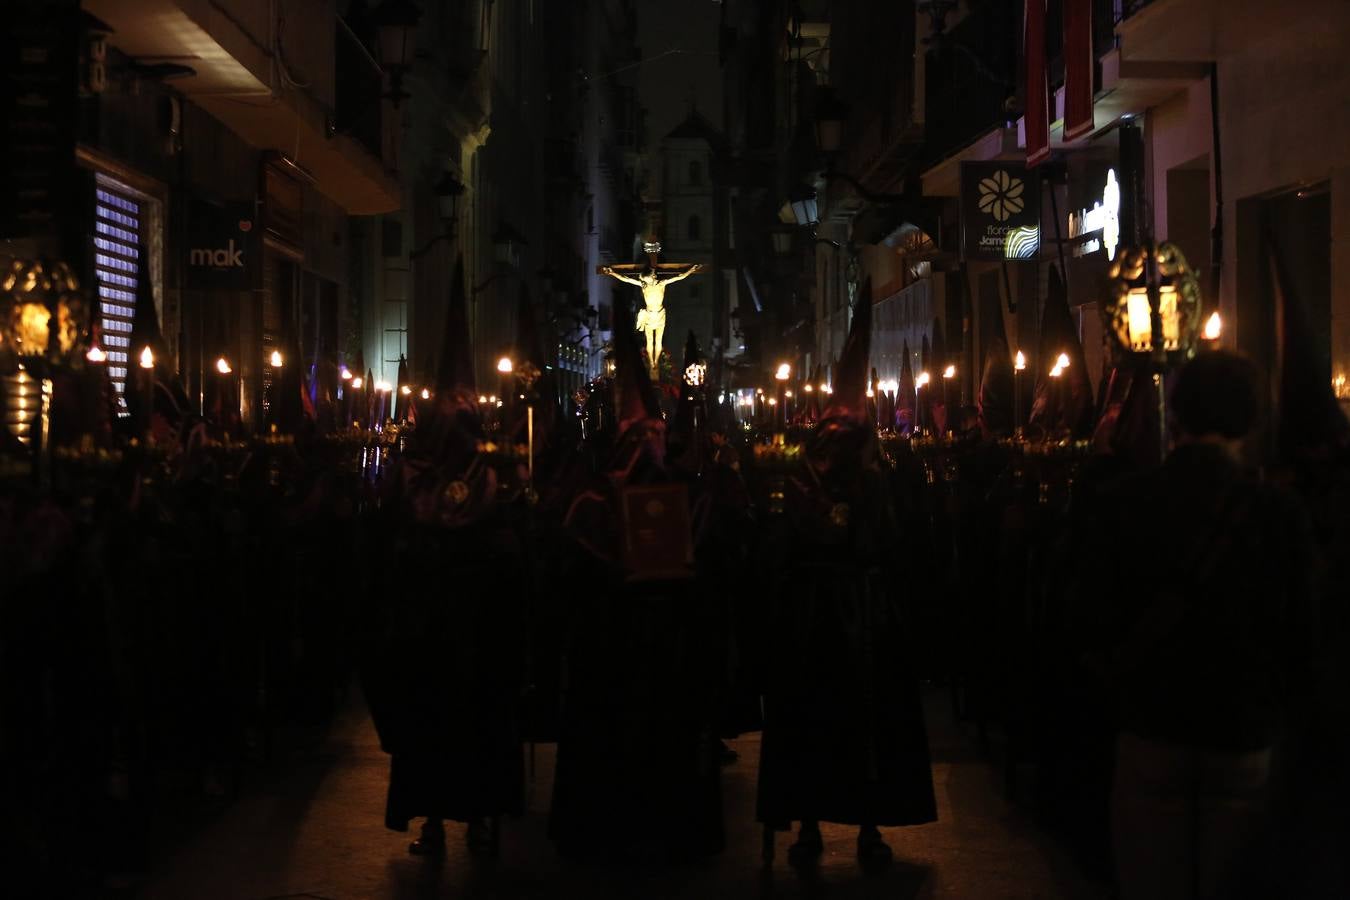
1209 63 1224 310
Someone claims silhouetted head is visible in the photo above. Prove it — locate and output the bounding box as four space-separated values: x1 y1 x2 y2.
1171 351 1259 444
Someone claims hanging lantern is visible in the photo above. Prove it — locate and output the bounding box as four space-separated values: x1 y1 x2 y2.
1 259 91 373
1106 242 1203 363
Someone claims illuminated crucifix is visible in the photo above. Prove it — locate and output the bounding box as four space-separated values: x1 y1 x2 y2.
600 241 703 373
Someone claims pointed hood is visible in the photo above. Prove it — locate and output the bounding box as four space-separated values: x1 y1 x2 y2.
822 278 872 422
932 318 950 432
436 255 475 392
516 281 543 370
1274 243 1350 459
670 329 705 471
612 298 661 434
1029 264 1094 437
805 363 823 423
897 341 916 431
394 354 410 422
978 337 1015 437
270 305 307 433
125 244 188 432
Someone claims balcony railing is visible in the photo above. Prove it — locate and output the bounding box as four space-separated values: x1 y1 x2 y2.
922 4 1019 167
334 18 383 162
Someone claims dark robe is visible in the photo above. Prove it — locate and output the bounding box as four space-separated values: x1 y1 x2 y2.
548 454 726 861
361 463 526 830
756 432 937 828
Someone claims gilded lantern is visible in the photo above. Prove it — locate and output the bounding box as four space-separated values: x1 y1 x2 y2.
1105 242 1203 363
1 259 91 373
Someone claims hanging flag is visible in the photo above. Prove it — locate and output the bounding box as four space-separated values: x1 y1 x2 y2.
1024 0 1050 167
1063 0 1094 142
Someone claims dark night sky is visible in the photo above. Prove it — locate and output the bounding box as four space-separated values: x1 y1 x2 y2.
634 0 724 144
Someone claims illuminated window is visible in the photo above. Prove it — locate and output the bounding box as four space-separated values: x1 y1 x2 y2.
94 179 152 415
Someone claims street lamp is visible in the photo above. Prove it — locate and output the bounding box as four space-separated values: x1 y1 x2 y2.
787 185 819 228
814 85 849 157
409 171 466 259
373 0 421 107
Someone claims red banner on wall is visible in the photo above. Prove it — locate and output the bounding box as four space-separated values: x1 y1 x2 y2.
1063 0 1095 142
1024 0 1050 167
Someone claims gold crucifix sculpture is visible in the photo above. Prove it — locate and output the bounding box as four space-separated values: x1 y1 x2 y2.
599 241 703 374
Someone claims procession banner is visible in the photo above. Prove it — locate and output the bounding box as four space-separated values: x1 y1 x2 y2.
1024 0 1051 167
1063 0 1095 142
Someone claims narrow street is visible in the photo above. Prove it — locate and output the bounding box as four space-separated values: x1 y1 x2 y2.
139 690 1107 900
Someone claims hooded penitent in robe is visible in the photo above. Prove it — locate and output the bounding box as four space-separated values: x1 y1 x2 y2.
548 299 726 862
755 280 937 831
361 252 526 833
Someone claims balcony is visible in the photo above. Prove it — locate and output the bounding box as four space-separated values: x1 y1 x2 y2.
335 20 382 163
921 3 1019 168
86 0 400 214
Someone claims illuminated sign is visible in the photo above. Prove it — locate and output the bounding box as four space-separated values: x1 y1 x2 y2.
1068 168 1121 260
960 162 1041 262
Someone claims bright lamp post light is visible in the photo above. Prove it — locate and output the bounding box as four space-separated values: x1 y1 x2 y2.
216 357 232 375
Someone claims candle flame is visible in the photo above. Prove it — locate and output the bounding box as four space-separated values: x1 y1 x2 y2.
86 345 106 363
497 356 514 374
775 363 791 381
1056 352 1071 370
400 385 412 395
479 395 489 404
351 377 363 389
270 349 283 367
216 357 232 374
340 366 353 380
1014 350 1027 371
420 388 431 399
1203 311 1222 341
943 365 956 378
916 372 931 388
139 346 154 369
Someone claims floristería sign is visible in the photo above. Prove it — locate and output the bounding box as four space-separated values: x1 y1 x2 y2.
960 162 1042 262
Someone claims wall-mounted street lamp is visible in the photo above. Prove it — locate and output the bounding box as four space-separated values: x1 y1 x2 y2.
787 184 819 228
373 0 421 107
409 170 466 259
471 223 530 294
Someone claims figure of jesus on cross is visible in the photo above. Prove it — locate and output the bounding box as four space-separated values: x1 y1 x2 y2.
600 242 703 374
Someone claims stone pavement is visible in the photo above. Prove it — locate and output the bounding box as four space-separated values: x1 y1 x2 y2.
138 691 1109 900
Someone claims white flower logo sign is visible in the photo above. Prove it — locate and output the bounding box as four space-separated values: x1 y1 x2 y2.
977 170 1026 222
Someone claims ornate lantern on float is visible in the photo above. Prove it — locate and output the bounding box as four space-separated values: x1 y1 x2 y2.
1104 241 1205 461
1105 242 1203 366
